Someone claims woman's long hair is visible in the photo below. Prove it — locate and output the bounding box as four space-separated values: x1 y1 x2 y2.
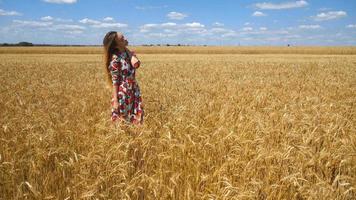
103 31 118 87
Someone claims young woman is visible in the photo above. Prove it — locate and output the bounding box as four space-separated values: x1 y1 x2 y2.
103 31 144 125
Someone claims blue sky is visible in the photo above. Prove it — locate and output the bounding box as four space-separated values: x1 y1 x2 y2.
0 0 355 45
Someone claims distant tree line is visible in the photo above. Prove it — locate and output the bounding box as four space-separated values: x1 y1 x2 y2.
0 41 295 47
0 42 101 47
142 44 195 47
1 42 34 46
0 42 210 47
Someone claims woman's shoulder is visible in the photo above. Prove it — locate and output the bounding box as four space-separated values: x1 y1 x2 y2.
112 49 127 60
111 50 121 61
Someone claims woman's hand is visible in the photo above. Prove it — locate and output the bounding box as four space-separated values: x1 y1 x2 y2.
132 56 140 68
129 50 140 68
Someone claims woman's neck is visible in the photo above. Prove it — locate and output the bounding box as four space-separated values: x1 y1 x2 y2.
116 46 126 53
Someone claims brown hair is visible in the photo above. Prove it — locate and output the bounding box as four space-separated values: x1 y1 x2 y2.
103 31 118 87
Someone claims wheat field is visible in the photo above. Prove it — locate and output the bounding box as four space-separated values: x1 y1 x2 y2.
0 47 355 199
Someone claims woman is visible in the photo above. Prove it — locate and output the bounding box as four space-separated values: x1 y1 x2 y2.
103 31 144 125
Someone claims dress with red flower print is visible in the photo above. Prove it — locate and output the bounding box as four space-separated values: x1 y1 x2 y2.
108 49 144 124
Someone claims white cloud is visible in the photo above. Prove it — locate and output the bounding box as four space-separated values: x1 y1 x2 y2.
14 17 127 33
221 32 238 38
146 32 178 38
161 22 177 28
41 16 54 21
244 22 251 26
12 19 86 34
184 22 204 28
12 20 53 27
284 34 301 39
91 23 128 28
210 27 237 37
141 22 204 30
136 22 242 43
313 11 347 21
52 24 86 31
42 0 77 4
213 22 224 27
259 27 268 31
79 18 128 28
239 28 290 36
139 22 206 36
53 18 73 22
64 30 83 34
254 0 308 10
181 22 207 34
272 30 289 35
299 24 322 29
79 18 101 25
0 8 22 16
167 12 188 20
46 24 85 34
346 24 356 29
243 27 253 31
103 17 114 22
40 16 73 22
252 11 267 17
139 23 159 32
211 28 230 33
141 23 159 28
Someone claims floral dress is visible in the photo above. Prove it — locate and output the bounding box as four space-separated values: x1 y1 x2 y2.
109 49 144 125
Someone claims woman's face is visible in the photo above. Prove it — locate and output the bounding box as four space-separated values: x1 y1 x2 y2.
115 33 126 48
